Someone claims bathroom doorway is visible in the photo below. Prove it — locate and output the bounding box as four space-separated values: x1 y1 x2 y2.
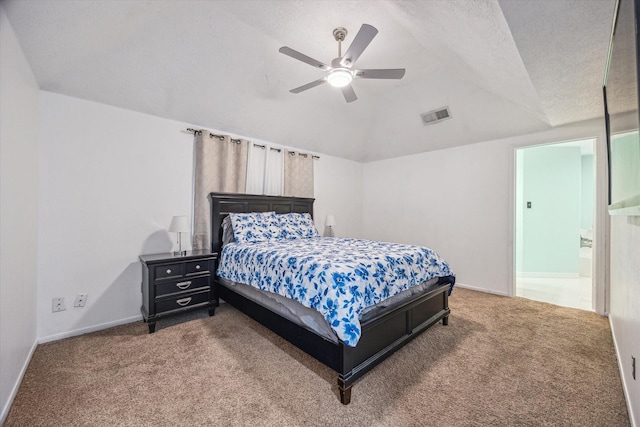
515 139 595 311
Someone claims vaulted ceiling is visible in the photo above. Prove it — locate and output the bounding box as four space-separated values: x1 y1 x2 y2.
3 0 615 162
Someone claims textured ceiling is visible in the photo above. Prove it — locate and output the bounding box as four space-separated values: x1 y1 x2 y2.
2 0 615 162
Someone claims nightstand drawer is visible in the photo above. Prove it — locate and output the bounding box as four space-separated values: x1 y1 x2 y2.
155 263 183 280
186 259 210 275
155 275 210 298
156 290 209 313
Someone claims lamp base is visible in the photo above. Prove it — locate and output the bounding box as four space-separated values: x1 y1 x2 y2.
173 234 187 256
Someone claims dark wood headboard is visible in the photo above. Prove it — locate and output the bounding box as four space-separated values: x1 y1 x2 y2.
208 192 315 253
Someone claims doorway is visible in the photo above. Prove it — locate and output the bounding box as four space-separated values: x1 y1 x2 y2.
515 139 595 311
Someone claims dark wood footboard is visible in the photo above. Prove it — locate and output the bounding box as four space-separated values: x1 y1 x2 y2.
337 281 451 403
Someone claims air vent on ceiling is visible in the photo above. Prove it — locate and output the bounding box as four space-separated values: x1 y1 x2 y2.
420 107 451 125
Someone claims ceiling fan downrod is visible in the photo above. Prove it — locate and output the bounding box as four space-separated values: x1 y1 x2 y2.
333 27 348 59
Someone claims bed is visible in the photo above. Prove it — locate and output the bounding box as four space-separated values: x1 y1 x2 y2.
209 192 455 404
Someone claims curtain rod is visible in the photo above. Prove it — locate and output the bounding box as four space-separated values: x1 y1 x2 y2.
253 143 282 153
185 128 241 143
185 128 319 159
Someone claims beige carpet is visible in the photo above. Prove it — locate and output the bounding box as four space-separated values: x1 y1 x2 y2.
4 288 629 426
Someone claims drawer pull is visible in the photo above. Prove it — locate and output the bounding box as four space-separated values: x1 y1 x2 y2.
176 281 192 290
195 264 201 270
176 297 192 307
166 269 172 274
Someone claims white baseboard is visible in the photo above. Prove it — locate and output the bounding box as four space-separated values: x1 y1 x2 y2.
454 282 509 297
38 314 142 344
0 338 38 424
609 316 637 427
516 272 580 279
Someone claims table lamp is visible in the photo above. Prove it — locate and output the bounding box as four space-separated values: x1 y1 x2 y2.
169 215 189 255
325 214 336 237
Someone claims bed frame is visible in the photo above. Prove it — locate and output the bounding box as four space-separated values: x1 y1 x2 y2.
209 192 454 404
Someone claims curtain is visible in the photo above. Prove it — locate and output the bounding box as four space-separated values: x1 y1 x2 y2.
193 131 248 250
284 151 314 198
265 147 284 196
246 143 284 196
246 143 267 194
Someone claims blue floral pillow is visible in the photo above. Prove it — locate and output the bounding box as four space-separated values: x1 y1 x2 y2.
278 213 320 240
230 212 281 243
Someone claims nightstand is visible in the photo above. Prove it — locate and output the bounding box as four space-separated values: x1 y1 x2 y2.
139 250 218 333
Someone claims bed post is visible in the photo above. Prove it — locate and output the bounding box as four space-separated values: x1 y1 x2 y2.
442 287 450 325
337 377 352 405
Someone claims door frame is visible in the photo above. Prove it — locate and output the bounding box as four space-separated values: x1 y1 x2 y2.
509 136 609 315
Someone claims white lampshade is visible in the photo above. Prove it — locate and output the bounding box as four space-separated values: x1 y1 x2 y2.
325 215 336 227
168 216 190 233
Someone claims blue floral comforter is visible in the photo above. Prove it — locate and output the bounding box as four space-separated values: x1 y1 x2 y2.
216 237 454 347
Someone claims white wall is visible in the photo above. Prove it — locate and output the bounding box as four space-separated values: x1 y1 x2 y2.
362 137 515 294
0 7 40 422
607 111 640 426
314 154 363 239
36 91 364 341
609 215 640 426
361 118 608 298
36 92 191 340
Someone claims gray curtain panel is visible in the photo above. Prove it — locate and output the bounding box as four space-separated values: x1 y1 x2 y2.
193 132 248 250
283 151 314 198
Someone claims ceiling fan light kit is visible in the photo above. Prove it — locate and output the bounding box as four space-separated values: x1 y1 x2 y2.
327 69 353 88
279 24 405 102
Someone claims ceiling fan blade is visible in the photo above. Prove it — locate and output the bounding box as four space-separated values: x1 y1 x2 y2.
290 78 327 94
354 68 406 79
341 84 357 103
340 24 378 67
279 47 330 71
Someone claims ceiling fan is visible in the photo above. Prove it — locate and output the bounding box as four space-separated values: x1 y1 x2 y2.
279 24 405 103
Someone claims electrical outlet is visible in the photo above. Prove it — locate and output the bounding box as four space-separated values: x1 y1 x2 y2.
52 297 66 312
74 293 88 307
